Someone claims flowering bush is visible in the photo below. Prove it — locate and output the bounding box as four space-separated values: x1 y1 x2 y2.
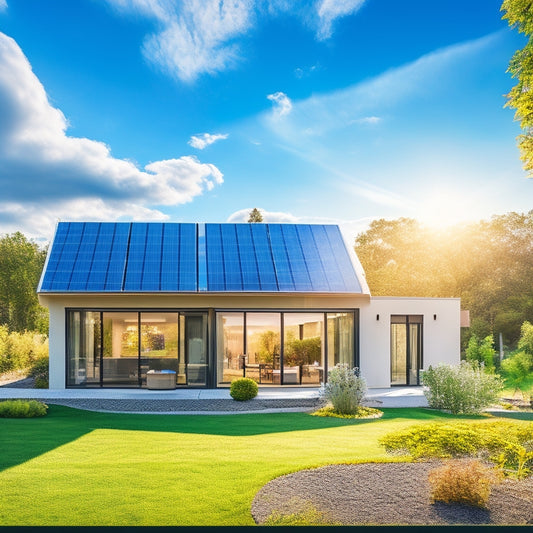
319 364 367 415
422 362 503 414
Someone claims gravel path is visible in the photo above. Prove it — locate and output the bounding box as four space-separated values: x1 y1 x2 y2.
252 462 533 526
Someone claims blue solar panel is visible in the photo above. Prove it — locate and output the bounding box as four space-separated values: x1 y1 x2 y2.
324 225 361 292
297 225 330 291
178 224 198 291
205 224 225 291
267 224 294 291
124 223 148 291
220 224 243 291
236 225 261 291
39 222 364 293
250 224 278 291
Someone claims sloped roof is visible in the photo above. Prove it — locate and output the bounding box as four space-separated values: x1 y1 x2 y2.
38 222 368 294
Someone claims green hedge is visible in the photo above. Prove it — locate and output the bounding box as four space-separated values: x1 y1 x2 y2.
0 399 48 418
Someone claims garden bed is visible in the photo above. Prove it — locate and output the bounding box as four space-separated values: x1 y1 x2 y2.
252 461 533 525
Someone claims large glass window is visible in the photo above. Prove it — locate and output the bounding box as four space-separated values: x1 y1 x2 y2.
283 313 324 385
102 312 140 386
215 310 355 386
140 312 179 386
327 312 354 369
245 313 281 384
217 312 244 385
67 311 101 386
391 315 423 386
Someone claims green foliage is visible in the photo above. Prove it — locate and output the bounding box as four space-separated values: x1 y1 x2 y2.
501 0 533 176
257 330 280 363
284 335 321 366
422 362 504 414
428 459 500 508
379 420 533 478
229 377 258 401
0 326 48 374
0 232 48 334
0 399 48 418
501 351 533 397
29 356 49 389
518 320 533 354
311 405 382 419
247 208 263 223
465 334 496 371
320 363 367 415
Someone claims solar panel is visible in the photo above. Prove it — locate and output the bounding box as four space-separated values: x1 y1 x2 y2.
39 222 364 293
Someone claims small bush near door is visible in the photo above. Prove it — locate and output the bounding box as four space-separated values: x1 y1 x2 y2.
319 364 367 415
230 377 259 401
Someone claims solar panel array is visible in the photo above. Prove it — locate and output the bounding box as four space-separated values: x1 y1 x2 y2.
39 222 363 293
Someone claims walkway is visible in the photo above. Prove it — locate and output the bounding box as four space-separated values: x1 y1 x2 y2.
0 385 428 414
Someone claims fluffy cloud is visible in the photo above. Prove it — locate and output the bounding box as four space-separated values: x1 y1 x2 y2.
267 91 292 118
0 0 6 11
316 0 366 40
106 0 367 82
109 0 254 82
188 132 229 150
0 32 223 237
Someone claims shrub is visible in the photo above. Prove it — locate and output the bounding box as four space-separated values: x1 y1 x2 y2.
379 420 533 478
422 362 503 414
465 334 496 372
500 351 533 399
230 377 258 401
428 459 500 508
0 329 49 374
319 364 367 415
0 399 48 418
29 356 49 388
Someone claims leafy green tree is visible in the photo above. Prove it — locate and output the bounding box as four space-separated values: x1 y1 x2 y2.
247 208 263 223
501 0 533 176
465 334 496 371
0 232 48 333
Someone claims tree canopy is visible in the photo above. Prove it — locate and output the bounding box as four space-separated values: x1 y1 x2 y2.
0 232 48 333
247 208 264 222
502 0 533 176
354 211 533 349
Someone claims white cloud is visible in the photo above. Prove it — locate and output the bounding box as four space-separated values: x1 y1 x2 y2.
0 32 223 238
188 132 228 150
316 0 366 40
106 1 368 82
267 91 292 118
353 116 381 125
108 0 254 82
0 1 6 11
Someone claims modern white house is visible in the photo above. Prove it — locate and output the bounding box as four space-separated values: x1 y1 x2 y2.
37 222 460 390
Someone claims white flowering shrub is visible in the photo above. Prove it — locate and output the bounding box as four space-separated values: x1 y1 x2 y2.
422 362 504 414
320 364 367 415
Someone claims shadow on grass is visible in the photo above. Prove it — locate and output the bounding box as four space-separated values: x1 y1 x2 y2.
0 405 512 473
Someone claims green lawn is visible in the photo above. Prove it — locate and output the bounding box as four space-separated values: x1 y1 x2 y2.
0 405 529 526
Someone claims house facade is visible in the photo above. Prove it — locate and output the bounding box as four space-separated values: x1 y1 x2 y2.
38 222 460 389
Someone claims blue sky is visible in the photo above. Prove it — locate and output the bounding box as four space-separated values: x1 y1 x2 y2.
0 0 530 243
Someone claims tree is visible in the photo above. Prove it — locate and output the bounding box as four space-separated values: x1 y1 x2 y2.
0 232 48 333
501 0 533 176
247 208 263 223
465 334 496 371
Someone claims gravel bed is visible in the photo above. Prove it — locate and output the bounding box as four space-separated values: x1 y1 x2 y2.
252 462 533 526
5 397 322 413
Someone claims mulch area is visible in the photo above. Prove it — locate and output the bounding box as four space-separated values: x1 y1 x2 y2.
251 461 533 526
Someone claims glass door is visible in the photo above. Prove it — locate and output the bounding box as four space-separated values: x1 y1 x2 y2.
180 313 208 386
390 315 423 385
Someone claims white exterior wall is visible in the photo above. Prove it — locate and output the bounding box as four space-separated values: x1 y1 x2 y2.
41 293 461 390
359 297 461 388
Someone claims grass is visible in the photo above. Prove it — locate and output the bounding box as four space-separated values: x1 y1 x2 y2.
0 405 527 526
